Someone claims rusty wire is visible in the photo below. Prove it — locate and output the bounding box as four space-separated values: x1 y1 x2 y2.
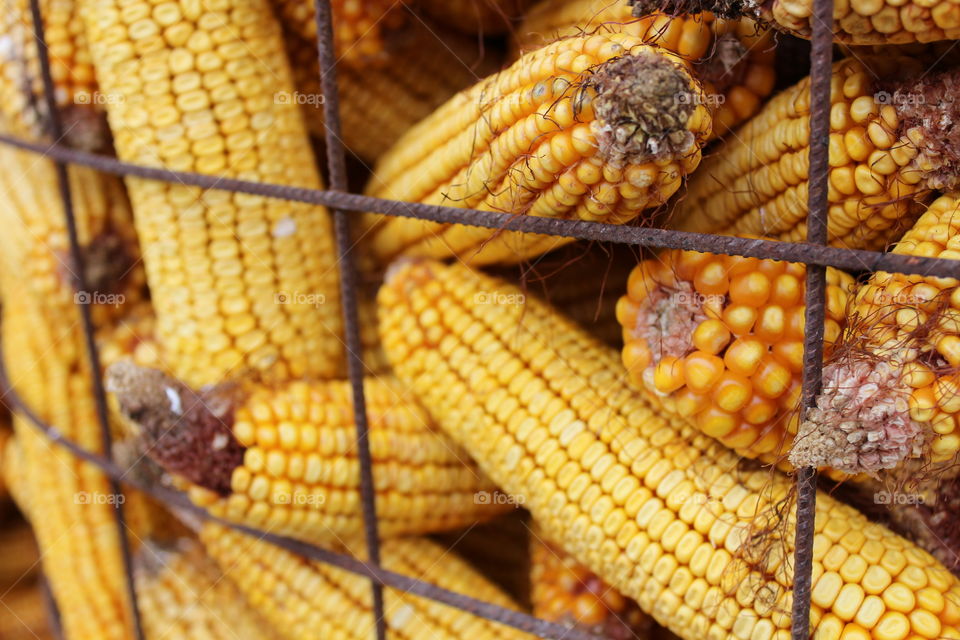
11 0 960 638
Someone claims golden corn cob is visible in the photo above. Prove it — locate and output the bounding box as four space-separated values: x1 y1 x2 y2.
199 522 532 640
363 33 712 267
271 0 404 63
107 362 507 546
628 0 960 43
0 0 108 149
670 56 960 250
136 537 279 639
790 194 960 479
616 249 854 462
380 259 960 640
530 528 654 638
516 0 776 138
0 581 56 640
79 0 343 388
287 20 501 163
418 0 535 34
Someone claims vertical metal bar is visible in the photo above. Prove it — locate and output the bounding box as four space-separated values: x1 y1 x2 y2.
26 1 144 637
311 2 386 639
792 0 834 637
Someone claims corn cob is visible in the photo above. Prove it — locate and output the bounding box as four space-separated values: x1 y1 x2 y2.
199 522 532 640
616 249 854 462
108 361 507 545
363 33 712 267
0 140 159 640
136 537 279 639
418 0 536 34
530 528 654 638
516 0 775 138
287 20 502 163
380 259 960 640
790 194 960 479
628 0 960 43
0 0 109 149
669 56 960 250
0 581 56 640
79 0 343 388
270 0 404 63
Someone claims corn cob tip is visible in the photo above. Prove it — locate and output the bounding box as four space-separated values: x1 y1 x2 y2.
106 362 244 495
587 51 701 166
890 69 960 191
628 0 758 22
790 357 922 474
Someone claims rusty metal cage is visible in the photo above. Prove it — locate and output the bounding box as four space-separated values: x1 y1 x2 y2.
4 0 960 638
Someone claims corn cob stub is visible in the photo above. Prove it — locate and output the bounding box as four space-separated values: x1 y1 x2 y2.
379 259 960 640
363 33 712 267
669 56 960 251
616 249 853 462
628 0 960 43
531 531 653 638
200 523 533 640
107 362 507 545
516 0 776 138
79 0 344 388
791 194 960 479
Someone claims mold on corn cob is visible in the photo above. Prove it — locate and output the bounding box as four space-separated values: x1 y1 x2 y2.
287 19 502 163
363 32 712 267
136 537 280 639
199 522 533 640
791 194 960 477
669 56 960 250
531 528 654 638
79 0 344 388
629 0 960 43
516 0 776 138
380 259 960 640
616 249 854 462
107 362 507 545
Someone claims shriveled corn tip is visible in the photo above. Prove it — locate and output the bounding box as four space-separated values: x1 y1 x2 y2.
364 33 711 266
793 193 960 475
619 248 852 460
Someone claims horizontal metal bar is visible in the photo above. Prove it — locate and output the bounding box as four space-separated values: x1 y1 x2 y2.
3 132 959 281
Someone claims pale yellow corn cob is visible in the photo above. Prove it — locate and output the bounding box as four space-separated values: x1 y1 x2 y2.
271 0 405 63
136 537 279 639
79 0 343 388
363 32 712 267
379 259 960 640
200 522 533 640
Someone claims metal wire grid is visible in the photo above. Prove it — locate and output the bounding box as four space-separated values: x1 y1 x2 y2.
6 0 960 638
